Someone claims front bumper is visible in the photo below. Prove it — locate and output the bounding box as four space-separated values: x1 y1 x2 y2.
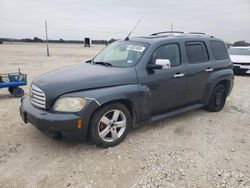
233 64 250 74
20 96 89 141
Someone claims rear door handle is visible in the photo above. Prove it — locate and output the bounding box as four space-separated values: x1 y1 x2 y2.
206 68 213 72
174 73 185 78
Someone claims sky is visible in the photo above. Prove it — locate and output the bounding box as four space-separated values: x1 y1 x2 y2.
0 0 250 42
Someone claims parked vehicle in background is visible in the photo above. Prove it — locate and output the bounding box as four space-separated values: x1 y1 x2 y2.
0 69 27 97
20 32 234 147
228 46 250 75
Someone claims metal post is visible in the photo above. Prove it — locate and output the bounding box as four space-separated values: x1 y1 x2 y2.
45 21 50 56
170 22 173 34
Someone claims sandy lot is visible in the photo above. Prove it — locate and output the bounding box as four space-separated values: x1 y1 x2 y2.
0 42 249 188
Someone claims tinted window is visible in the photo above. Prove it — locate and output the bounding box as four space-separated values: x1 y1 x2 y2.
210 41 229 60
152 43 181 67
185 42 209 63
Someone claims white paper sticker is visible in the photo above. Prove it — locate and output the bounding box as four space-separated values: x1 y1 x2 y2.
127 45 145 52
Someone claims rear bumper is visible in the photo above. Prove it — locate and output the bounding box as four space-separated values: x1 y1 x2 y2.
20 96 87 141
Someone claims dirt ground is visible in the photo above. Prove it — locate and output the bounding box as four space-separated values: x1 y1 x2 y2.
0 43 249 188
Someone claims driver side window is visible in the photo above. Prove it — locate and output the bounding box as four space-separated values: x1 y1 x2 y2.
152 43 181 67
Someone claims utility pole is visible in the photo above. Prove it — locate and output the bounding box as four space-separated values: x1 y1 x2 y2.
45 20 50 56
170 22 173 34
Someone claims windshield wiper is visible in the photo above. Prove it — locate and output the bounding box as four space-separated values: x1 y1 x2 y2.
85 59 93 64
93 61 112 67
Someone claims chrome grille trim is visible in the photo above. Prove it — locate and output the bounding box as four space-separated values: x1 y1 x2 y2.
31 100 45 109
31 94 45 101
31 98 45 105
30 89 44 97
30 85 46 109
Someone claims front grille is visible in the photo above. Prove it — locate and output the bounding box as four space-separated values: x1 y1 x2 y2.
30 85 46 109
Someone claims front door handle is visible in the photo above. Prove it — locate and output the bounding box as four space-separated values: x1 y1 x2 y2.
206 68 213 72
174 73 185 78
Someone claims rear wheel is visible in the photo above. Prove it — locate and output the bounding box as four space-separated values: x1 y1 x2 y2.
205 84 227 112
89 103 131 148
12 87 24 98
8 87 15 94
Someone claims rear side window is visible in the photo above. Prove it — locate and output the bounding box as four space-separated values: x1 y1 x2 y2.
152 43 181 67
210 41 229 60
185 42 209 63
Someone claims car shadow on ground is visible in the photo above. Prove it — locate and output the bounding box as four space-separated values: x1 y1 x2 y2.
130 108 200 134
0 93 15 99
28 125 95 150
31 108 202 149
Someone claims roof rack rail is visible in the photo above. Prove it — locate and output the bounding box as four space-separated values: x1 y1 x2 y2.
189 32 206 35
151 31 184 36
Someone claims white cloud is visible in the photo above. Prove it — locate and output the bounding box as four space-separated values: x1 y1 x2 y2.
0 0 250 42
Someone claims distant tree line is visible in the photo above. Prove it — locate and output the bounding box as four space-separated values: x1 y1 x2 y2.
232 41 250 46
225 40 250 48
0 37 117 45
1 37 248 46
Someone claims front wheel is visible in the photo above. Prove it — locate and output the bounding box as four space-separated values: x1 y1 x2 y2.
205 84 227 112
89 103 131 148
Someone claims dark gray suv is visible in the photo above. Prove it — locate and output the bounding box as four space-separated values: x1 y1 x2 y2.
20 32 234 147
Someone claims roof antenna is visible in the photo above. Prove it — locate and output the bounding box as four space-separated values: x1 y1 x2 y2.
125 20 141 41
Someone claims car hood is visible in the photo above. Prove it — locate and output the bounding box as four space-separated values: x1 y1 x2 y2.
33 63 138 107
230 55 250 63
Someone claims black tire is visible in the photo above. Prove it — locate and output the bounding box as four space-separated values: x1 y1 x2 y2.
205 84 227 112
89 103 131 148
12 87 24 98
8 87 16 94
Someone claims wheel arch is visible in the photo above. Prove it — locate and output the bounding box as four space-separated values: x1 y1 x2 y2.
96 98 136 124
203 69 234 104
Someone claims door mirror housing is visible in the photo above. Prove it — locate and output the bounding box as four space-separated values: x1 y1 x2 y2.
155 59 171 69
146 64 162 70
147 59 171 70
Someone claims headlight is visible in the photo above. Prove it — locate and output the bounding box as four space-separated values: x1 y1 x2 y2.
53 97 86 112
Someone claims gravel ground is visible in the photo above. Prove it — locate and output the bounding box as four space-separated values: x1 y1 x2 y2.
0 43 249 188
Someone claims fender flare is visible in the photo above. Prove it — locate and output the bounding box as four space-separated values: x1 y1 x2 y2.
203 69 234 104
74 84 142 124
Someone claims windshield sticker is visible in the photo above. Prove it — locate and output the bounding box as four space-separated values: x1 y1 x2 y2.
127 60 134 64
127 45 145 52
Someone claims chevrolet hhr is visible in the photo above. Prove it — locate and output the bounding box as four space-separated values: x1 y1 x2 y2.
20 32 234 147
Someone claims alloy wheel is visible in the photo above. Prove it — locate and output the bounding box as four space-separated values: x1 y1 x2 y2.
98 109 127 142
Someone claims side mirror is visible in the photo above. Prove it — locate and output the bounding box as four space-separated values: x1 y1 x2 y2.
155 59 170 69
146 64 162 70
146 59 171 70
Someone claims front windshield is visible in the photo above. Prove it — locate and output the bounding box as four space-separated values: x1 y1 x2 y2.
93 41 149 67
228 48 250 56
